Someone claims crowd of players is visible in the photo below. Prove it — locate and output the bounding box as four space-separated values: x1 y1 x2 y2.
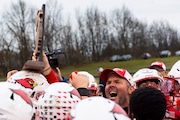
1 51 180 120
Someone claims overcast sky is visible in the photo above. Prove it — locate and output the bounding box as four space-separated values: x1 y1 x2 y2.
1 0 180 30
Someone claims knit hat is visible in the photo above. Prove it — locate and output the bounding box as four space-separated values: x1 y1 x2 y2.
130 87 166 120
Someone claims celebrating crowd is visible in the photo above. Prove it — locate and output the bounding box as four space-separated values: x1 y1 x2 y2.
1 50 180 120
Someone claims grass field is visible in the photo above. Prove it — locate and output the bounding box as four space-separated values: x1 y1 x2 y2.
1 56 180 82
60 56 180 79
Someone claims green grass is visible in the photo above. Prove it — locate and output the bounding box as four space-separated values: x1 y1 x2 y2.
61 56 180 78
1 56 179 81
0 77 6 81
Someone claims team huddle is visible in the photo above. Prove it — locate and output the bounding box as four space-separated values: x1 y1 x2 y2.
1 51 180 120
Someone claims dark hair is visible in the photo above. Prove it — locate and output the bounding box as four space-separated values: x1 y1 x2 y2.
137 79 160 87
130 86 166 120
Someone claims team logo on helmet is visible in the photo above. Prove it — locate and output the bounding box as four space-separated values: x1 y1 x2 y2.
111 103 127 115
11 89 33 107
70 89 81 99
16 78 37 89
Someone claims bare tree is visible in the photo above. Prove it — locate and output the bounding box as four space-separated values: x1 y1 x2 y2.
110 6 135 54
149 21 176 53
43 0 63 52
169 29 179 54
2 0 35 69
0 22 14 75
83 6 109 62
75 9 91 62
1 1 180 73
61 23 76 65
131 21 152 58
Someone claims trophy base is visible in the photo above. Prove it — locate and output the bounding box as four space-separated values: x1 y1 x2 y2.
22 60 45 72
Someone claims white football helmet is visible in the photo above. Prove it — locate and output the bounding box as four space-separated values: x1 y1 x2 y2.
6 70 50 117
133 68 163 88
0 82 33 120
69 96 130 120
37 82 81 120
168 60 180 84
7 70 49 102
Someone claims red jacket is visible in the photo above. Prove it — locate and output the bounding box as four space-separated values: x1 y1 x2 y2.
45 69 59 84
165 95 180 119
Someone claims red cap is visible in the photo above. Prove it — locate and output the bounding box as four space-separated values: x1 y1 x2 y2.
149 61 166 71
100 68 134 86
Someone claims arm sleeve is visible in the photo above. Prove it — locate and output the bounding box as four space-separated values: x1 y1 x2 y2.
45 69 59 84
60 76 68 83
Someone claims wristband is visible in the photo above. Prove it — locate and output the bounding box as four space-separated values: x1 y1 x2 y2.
43 67 51 72
77 88 89 96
